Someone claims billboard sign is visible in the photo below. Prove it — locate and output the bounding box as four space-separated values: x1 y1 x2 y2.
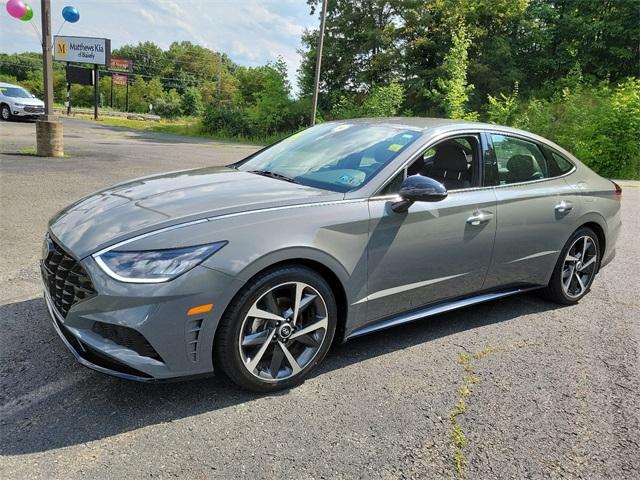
66 65 94 85
110 58 133 73
112 74 128 87
54 36 111 65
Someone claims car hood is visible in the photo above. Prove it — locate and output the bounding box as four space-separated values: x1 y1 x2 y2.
13 97 44 106
49 166 343 258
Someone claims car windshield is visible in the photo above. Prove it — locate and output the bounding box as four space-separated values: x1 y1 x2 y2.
236 122 421 193
0 86 32 98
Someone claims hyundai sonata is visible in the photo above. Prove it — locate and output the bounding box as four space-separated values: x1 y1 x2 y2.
42 118 621 391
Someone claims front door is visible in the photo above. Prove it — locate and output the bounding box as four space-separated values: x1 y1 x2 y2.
362 189 498 325
360 134 499 326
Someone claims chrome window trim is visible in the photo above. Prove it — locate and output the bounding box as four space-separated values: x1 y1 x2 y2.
371 127 579 199
486 131 578 188
492 165 577 189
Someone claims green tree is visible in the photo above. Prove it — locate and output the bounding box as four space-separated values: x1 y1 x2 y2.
181 87 203 116
112 42 168 78
430 22 477 120
487 82 519 126
298 0 402 104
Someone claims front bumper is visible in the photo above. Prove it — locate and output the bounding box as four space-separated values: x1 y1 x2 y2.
11 105 44 118
43 252 244 382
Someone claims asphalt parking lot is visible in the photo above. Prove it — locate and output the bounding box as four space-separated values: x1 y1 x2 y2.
1 118 638 479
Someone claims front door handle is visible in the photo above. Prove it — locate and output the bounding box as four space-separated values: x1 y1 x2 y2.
555 200 573 213
466 211 494 226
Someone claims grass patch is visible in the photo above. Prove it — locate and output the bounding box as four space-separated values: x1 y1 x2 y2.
70 113 280 146
448 342 534 479
449 349 500 479
18 146 37 156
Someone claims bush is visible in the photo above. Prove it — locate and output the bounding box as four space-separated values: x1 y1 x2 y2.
517 79 640 179
201 103 249 137
487 82 519 125
331 81 405 119
154 89 182 118
181 87 203 116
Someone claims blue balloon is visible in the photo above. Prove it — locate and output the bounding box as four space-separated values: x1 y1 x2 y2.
62 6 80 23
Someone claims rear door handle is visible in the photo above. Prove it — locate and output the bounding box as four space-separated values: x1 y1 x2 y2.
466 211 494 226
555 200 573 213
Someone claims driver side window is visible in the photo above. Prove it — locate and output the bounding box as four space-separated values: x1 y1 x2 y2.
379 135 480 196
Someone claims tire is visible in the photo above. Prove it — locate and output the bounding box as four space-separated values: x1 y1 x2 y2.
214 266 337 392
541 227 600 305
0 104 12 121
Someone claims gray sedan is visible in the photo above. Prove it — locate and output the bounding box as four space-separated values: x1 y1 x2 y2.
42 118 621 391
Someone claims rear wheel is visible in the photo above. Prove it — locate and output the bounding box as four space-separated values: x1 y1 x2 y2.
1 104 12 121
542 227 600 304
214 266 337 392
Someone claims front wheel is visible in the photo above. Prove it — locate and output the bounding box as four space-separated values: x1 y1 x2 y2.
542 227 600 305
0 104 12 121
214 266 337 392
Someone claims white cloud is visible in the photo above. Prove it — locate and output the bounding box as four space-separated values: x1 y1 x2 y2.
0 0 318 92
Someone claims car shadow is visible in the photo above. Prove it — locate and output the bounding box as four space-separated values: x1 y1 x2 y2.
0 293 560 455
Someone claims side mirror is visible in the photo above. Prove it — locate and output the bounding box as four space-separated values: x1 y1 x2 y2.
391 175 448 213
32 94 36 98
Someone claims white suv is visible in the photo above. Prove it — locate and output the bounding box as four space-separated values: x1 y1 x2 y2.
0 82 45 120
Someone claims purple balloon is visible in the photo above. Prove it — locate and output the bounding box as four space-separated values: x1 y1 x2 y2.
6 0 27 19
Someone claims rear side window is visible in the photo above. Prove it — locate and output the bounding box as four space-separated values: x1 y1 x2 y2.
491 134 549 185
547 151 575 176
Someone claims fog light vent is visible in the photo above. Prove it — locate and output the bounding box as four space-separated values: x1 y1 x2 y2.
92 322 162 361
186 318 203 362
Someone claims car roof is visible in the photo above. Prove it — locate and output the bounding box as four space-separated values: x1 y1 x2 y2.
332 117 566 146
326 117 580 166
0 82 23 88
328 116 528 135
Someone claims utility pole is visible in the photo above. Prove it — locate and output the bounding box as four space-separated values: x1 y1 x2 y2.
36 0 63 156
41 0 53 116
310 0 328 126
93 64 99 120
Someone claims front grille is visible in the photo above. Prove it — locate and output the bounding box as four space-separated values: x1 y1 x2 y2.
24 106 44 113
41 235 96 317
92 322 163 361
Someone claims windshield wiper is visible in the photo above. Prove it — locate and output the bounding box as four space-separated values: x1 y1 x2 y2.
248 170 297 184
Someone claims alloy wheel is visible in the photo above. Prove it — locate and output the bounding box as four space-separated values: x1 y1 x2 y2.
1 106 10 120
561 235 598 299
238 282 329 382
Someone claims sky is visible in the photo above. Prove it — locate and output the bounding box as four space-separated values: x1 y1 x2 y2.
0 0 318 90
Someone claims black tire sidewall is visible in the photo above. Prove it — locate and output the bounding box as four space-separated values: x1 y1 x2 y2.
1 105 11 121
216 266 337 392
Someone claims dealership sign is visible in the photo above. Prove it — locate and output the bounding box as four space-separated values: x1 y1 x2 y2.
110 58 133 73
54 36 111 66
112 74 128 87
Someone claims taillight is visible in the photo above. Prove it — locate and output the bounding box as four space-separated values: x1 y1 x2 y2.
610 180 622 201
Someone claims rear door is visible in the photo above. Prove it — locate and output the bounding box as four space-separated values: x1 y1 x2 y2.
484 133 582 288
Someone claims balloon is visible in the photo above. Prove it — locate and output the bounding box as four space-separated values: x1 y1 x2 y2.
6 0 27 19
61 6 80 23
20 4 33 21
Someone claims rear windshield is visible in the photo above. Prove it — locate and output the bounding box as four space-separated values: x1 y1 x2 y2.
237 122 421 193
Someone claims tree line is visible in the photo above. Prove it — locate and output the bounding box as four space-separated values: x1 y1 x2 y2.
0 0 638 178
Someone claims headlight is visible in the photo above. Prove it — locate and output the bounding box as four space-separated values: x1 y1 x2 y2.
14 103 26 107
94 242 227 283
